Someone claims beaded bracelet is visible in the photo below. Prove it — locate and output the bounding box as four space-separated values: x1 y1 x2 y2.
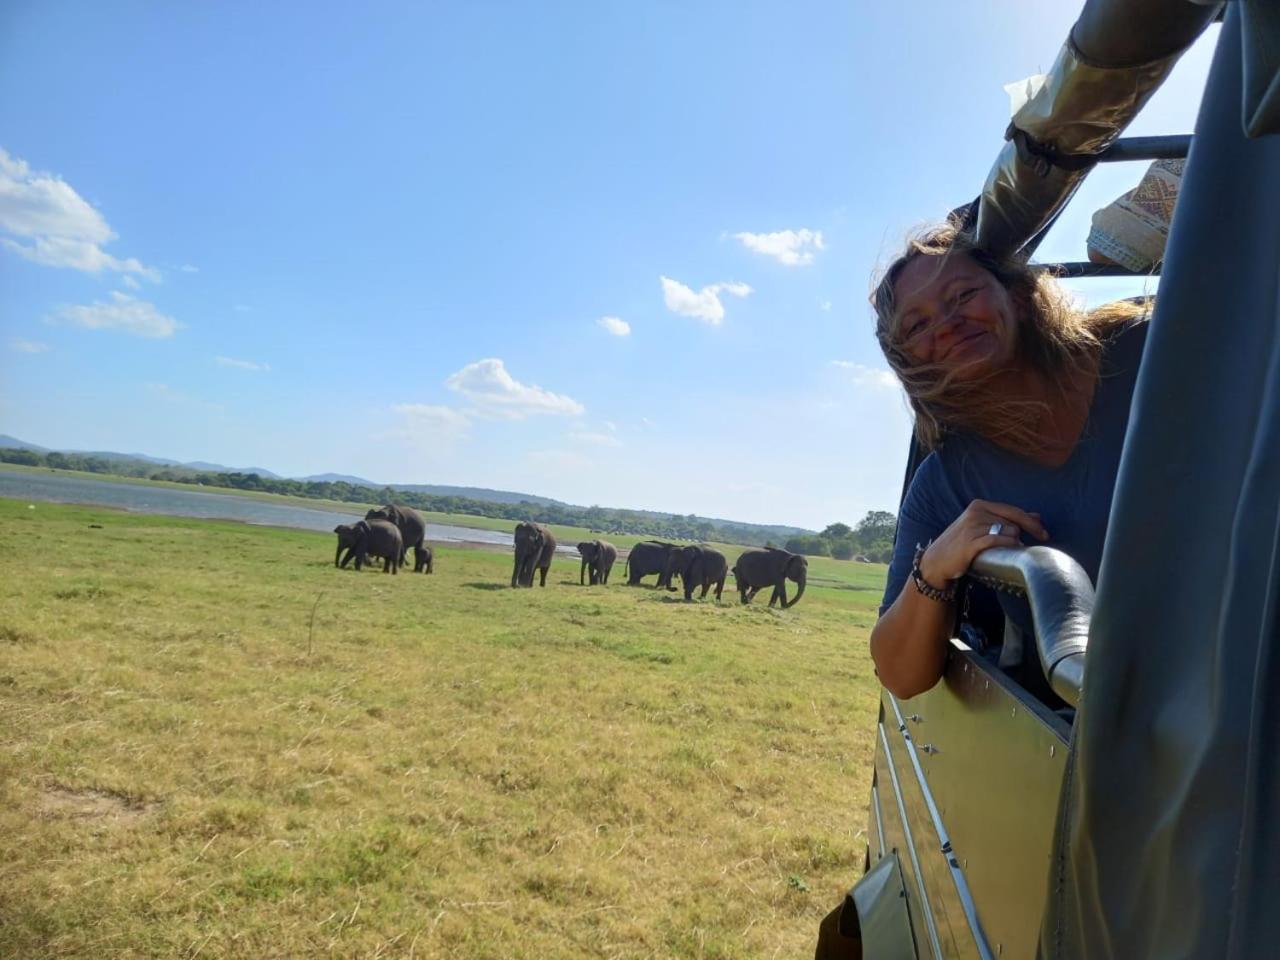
911 543 957 603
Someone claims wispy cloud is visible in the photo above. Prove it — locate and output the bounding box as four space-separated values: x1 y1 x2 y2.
735 228 825 266
831 360 899 389
10 338 50 354
391 403 472 442
179 264 199 273
446 358 584 419
52 291 179 338
660 276 752 325
233 304 252 313
569 430 623 448
818 299 833 312
143 382 222 412
215 356 270 372
597 315 631 337
0 148 159 281
121 275 141 290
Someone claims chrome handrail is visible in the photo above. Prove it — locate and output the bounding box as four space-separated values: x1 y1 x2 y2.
969 546 1093 706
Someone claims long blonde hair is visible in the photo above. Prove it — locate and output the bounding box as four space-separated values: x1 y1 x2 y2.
872 223 1148 454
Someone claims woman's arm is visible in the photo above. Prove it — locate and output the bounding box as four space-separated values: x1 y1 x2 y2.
871 499 1048 699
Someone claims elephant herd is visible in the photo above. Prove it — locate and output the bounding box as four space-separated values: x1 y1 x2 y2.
332 504 434 575
512 522 808 608
330 508 808 608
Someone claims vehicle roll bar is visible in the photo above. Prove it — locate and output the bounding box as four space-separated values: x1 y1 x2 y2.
968 546 1093 707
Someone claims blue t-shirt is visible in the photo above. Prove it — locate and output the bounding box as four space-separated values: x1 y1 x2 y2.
880 319 1149 617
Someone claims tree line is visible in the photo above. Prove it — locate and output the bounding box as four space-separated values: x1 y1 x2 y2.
0 447 895 552
783 513 897 563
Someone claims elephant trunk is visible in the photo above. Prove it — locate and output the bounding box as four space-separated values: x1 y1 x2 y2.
335 542 343 567
784 569 807 608
580 556 587 585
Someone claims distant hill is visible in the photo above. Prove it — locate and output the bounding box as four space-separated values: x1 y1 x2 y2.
0 434 47 452
0 432 817 539
0 434 280 478
298 473 379 486
391 484 564 507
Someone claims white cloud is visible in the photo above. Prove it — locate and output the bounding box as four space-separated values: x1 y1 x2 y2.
0 148 158 280
660 276 753 325
180 264 199 273
603 420 618 432
597 315 631 337
121 275 141 290
233 304 252 313
819 299 833 312
445 358 584 419
391 403 472 442
734 228 825 266
11 338 50 353
52 291 179 338
215 355 270 372
570 430 623 448
831 360 899 389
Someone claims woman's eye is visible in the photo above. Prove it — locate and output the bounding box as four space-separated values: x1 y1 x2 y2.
958 287 979 301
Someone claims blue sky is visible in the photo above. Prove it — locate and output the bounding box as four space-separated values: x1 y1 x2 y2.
0 2 1216 529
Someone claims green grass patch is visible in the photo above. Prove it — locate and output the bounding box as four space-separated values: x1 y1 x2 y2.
0 497 885 958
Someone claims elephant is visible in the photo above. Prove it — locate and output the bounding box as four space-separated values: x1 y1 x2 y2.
624 540 678 588
413 544 434 574
333 523 362 567
351 519 403 574
665 544 728 601
577 540 618 585
364 504 426 567
512 521 556 587
732 547 808 608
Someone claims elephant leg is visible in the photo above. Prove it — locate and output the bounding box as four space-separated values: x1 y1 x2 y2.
539 564 548 587
715 579 724 601
580 559 586 585
335 544 343 567
700 581 710 599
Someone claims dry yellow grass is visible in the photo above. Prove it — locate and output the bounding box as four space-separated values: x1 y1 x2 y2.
0 498 885 958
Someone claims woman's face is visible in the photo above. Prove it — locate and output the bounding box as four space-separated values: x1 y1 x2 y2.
891 253 1018 378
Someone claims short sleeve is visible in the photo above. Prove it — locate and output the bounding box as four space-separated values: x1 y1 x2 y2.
879 454 956 616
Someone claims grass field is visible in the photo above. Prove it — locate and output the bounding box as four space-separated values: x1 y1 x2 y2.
0 498 886 958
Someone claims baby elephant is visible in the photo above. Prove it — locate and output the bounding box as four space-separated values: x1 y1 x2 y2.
666 545 728 601
346 519 404 574
333 523 361 568
413 544 434 574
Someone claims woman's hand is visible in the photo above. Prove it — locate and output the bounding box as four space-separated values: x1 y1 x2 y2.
917 499 1048 587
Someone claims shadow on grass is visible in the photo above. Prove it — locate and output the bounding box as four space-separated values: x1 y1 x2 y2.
461 582 509 591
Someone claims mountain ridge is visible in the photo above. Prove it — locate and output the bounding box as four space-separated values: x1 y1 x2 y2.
0 433 813 536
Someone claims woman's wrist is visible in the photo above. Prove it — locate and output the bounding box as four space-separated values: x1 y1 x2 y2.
916 544 953 589
911 543 957 602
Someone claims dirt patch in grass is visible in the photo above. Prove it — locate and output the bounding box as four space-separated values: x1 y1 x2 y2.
38 785 156 824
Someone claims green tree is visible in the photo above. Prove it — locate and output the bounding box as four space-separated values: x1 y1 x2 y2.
830 538 857 560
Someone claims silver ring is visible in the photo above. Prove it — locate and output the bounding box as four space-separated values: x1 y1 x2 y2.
988 522 1003 537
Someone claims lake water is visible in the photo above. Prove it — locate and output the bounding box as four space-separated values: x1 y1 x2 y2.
0 468 578 553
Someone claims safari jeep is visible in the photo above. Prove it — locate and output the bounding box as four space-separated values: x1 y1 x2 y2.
839 3 1280 958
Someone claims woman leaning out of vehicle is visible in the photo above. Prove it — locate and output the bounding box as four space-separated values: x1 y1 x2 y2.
868 222 1150 699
